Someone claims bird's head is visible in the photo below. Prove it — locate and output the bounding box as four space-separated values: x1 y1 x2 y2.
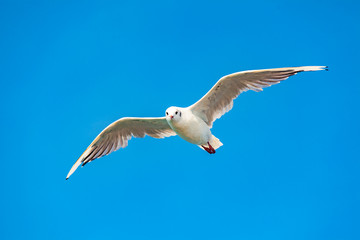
165 107 182 122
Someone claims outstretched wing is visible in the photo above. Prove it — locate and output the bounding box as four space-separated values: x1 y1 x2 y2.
189 66 327 127
66 117 176 179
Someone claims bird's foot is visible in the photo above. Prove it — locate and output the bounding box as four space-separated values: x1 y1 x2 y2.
202 142 216 154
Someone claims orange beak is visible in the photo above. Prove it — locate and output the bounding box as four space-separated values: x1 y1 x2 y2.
170 115 174 119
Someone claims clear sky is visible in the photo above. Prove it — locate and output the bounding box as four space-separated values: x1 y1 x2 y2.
1 0 359 239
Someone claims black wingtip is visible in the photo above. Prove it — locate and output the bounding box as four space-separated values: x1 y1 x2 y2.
66 177 69 180
325 66 329 71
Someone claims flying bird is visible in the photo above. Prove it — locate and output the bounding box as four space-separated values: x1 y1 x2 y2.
66 66 327 179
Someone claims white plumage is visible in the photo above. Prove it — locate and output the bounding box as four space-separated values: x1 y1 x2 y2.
66 66 327 179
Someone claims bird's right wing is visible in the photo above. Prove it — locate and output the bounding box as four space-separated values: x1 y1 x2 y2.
66 117 176 179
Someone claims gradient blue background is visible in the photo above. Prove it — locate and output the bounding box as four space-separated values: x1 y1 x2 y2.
1 0 359 239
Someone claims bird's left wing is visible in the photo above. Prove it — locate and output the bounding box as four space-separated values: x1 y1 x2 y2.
66 117 175 179
189 66 327 127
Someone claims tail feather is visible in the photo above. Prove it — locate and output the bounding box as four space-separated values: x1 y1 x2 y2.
198 135 223 151
210 135 223 150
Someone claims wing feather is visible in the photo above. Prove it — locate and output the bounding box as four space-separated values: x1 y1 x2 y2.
189 66 327 127
66 117 175 179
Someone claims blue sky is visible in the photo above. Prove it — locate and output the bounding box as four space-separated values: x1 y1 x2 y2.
1 0 359 239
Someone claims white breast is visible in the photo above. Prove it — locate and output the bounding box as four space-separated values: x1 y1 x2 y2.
168 108 211 145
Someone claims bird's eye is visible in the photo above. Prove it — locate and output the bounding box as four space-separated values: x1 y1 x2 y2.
166 112 168 115
175 111 178 115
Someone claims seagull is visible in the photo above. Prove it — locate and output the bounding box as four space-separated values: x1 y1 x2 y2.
66 66 327 179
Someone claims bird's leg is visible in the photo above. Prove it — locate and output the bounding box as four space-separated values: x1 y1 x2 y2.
201 145 212 154
201 142 216 154
208 142 216 154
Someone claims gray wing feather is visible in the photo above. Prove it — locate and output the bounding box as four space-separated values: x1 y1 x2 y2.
66 117 175 179
189 66 326 127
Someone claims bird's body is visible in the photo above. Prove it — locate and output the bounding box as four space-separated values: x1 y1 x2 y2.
166 107 211 145
66 66 327 179
165 107 222 153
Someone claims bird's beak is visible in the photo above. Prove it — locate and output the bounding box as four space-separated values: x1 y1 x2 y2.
170 115 174 119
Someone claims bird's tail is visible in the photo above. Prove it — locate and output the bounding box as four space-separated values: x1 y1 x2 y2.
209 135 223 150
198 135 223 151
